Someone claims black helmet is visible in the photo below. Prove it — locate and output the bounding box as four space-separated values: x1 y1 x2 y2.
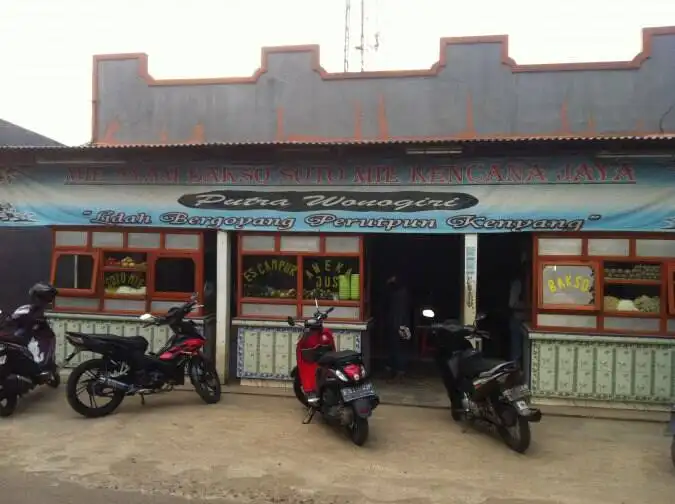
28 282 58 304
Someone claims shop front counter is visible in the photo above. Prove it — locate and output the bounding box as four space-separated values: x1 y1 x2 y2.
529 330 675 409
233 318 371 386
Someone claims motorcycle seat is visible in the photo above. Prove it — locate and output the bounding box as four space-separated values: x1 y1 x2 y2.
317 350 361 366
68 332 149 352
477 359 518 378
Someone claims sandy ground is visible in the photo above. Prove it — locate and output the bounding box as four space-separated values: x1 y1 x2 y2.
0 387 674 504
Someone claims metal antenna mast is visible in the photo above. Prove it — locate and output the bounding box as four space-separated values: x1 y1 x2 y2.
343 0 351 72
359 0 365 71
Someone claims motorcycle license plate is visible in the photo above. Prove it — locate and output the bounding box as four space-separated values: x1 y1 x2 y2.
341 382 376 402
503 384 530 401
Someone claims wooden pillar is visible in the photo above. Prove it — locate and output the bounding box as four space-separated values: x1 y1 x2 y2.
215 231 232 382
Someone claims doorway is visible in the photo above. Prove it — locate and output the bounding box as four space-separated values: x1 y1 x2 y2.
366 233 463 376
476 233 532 362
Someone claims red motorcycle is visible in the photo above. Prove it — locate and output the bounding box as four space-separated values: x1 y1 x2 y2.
64 294 221 418
289 300 379 446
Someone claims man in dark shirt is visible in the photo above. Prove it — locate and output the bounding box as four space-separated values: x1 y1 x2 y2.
383 273 412 382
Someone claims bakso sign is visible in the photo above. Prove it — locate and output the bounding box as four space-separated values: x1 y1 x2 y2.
177 190 479 213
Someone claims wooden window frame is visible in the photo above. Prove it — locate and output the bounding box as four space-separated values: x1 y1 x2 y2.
537 259 600 312
533 233 675 337
50 250 100 297
50 227 204 317
237 233 365 322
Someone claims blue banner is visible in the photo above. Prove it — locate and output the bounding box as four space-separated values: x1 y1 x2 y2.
1 158 674 233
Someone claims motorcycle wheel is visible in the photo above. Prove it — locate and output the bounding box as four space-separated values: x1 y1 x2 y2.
189 356 221 405
671 436 675 468
349 417 369 446
0 386 17 418
293 372 309 407
497 405 531 454
66 359 125 418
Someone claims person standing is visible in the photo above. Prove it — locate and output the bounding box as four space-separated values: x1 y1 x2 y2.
383 273 412 382
508 257 529 364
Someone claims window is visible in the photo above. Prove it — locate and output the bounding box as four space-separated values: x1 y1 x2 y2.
302 256 360 300
103 252 147 297
603 261 661 314
535 235 675 336
241 255 298 299
155 257 196 293
237 234 364 320
50 229 204 315
540 262 597 309
52 253 97 292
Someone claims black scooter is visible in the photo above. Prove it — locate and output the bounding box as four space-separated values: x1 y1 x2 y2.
0 305 60 417
422 308 541 453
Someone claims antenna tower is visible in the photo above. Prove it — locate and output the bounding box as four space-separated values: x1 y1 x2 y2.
347 0 380 72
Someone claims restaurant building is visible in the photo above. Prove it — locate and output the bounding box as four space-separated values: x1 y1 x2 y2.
1 26 675 411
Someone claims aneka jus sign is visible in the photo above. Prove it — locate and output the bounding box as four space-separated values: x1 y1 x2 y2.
2 159 675 233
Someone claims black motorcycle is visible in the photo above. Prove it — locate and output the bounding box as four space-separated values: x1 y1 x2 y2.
422 309 541 453
64 294 221 418
0 296 61 417
288 303 379 446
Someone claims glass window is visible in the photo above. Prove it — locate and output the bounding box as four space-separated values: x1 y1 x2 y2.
241 255 298 299
103 251 148 270
603 261 661 282
54 254 95 290
603 284 661 314
540 263 596 308
154 257 196 293
302 256 359 300
104 270 147 296
127 232 161 249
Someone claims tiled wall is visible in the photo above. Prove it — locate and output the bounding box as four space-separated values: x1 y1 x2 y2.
236 325 362 380
530 332 675 404
47 312 215 368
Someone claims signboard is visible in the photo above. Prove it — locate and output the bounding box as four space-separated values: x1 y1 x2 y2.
1 159 675 233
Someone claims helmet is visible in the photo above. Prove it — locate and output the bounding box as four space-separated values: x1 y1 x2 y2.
28 282 58 304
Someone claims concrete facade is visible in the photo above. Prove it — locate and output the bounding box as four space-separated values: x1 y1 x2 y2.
93 26 675 145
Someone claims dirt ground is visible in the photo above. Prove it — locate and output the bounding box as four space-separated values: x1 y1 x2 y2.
0 387 674 504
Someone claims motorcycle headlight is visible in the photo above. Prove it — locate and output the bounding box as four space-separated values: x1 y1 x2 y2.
334 370 348 382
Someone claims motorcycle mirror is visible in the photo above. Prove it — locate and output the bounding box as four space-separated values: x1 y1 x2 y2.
139 313 154 321
286 316 295 326
422 308 435 319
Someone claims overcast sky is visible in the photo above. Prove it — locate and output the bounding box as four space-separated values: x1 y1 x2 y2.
1 0 674 145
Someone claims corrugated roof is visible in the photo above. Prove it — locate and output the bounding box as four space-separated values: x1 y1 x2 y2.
0 119 64 147
0 134 674 151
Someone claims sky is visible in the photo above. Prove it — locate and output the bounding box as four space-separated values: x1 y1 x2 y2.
1 0 674 146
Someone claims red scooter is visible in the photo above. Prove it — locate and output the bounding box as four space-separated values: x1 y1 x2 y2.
288 300 379 446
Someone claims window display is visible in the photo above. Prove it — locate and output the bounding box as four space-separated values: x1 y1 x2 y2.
540 263 596 308
237 233 364 320
302 256 360 300
51 228 203 314
535 235 675 335
241 255 298 298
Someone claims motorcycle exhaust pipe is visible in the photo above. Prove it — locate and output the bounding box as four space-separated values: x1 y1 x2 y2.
97 376 132 391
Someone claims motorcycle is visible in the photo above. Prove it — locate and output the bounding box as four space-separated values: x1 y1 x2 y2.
288 300 379 446
64 293 221 418
422 308 541 453
0 302 60 417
